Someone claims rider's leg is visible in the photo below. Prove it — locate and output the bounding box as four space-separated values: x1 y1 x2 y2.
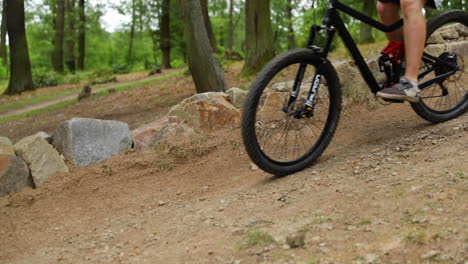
401 0 427 82
377 1 403 41
377 0 426 103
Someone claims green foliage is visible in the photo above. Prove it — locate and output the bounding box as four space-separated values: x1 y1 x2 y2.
112 64 131 74
32 68 62 88
238 230 274 249
0 65 8 80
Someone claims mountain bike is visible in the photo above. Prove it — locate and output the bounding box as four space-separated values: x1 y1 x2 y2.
241 0 468 176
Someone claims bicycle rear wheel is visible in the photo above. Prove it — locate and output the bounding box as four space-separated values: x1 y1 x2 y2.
241 49 342 176
411 10 468 123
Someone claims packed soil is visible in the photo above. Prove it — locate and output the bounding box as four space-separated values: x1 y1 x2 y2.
0 64 467 263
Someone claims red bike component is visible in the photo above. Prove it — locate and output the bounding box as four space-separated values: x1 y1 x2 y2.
381 41 405 63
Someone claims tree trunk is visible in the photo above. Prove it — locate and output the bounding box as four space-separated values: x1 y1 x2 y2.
65 0 76 72
0 0 7 66
127 0 136 66
286 0 296 50
227 0 234 52
200 0 217 51
77 0 85 70
160 0 171 69
4 0 34 95
179 0 226 93
52 0 65 73
241 0 275 76
360 0 375 44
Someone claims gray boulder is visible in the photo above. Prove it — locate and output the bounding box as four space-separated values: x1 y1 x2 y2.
0 137 15 155
14 135 68 187
52 118 133 166
0 154 33 196
226 87 247 108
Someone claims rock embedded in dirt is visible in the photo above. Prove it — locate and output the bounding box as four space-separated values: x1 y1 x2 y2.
14 135 69 186
226 87 247 108
168 92 241 132
52 118 132 166
421 250 440 260
285 230 306 248
257 92 289 121
132 116 171 151
34 131 53 144
0 137 15 155
271 81 294 92
155 122 197 147
0 154 33 196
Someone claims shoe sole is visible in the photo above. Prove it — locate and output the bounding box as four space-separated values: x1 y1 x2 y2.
376 92 420 103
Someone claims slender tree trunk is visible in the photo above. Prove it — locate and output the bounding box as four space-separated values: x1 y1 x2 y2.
360 0 375 44
200 0 217 51
286 0 296 50
160 0 171 69
179 0 226 93
227 0 234 52
241 0 275 76
4 0 34 95
77 0 85 70
150 30 159 67
0 0 8 66
127 0 136 65
65 0 76 72
52 0 65 73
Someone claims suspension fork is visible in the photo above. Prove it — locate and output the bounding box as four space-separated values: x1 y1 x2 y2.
285 25 336 112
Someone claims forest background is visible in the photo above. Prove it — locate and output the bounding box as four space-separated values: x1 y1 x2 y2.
0 0 466 95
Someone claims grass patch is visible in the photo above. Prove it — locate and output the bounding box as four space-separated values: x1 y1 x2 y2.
403 231 427 245
0 89 80 113
358 218 372 225
238 230 274 249
304 256 320 264
0 80 7 94
95 71 183 96
0 70 184 124
0 99 77 125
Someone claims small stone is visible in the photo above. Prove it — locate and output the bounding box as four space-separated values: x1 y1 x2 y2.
364 253 380 263
0 137 15 155
282 244 291 250
250 163 259 171
319 242 327 247
285 230 306 248
421 250 439 260
158 201 166 206
311 236 320 242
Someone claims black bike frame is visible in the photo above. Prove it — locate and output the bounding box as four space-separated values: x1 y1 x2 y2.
307 0 459 95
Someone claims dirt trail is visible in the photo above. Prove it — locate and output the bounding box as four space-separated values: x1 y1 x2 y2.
0 104 466 264
0 72 180 119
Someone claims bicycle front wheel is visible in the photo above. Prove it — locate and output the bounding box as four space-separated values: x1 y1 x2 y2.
242 49 342 176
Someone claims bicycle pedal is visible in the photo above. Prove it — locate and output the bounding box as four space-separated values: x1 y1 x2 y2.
382 98 405 104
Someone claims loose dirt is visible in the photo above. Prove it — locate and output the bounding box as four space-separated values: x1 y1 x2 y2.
0 101 466 263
